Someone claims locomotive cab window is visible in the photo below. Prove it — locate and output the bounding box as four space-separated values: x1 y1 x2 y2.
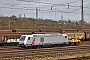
65 36 67 38
20 36 26 41
28 37 30 40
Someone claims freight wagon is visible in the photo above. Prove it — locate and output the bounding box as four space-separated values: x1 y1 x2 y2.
18 33 80 48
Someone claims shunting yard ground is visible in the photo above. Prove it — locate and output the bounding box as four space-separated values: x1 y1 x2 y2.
0 41 90 60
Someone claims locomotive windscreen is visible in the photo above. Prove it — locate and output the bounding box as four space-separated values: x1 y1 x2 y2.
20 36 26 41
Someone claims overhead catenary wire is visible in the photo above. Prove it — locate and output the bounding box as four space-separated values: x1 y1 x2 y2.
0 0 90 21
65 0 81 4
0 0 90 9
0 1 82 12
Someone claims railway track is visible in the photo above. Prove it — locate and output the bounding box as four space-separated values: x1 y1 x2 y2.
0 45 90 60
0 41 90 60
66 56 90 60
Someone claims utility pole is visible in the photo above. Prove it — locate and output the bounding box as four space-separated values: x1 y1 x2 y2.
81 0 84 31
24 14 25 18
9 18 10 30
61 14 63 20
68 3 69 8
36 7 38 20
54 9 56 32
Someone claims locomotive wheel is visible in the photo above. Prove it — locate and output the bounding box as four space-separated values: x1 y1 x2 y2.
75 42 80 46
69 42 75 46
71 42 75 46
37 45 41 48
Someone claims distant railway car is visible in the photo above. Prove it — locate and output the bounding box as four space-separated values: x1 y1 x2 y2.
63 32 85 40
7 39 20 43
18 33 69 48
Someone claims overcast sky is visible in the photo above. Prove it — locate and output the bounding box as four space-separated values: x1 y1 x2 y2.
0 0 90 22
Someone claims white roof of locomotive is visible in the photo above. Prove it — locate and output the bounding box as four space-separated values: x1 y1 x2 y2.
21 33 67 37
